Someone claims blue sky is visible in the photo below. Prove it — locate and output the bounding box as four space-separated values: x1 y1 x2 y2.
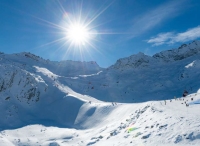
1 0 200 67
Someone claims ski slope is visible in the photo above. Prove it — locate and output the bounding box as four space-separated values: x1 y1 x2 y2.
0 94 200 146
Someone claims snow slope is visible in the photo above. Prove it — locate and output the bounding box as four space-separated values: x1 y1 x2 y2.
0 94 200 146
0 40 200 145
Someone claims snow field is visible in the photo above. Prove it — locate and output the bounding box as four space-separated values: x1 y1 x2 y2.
0 94 200 146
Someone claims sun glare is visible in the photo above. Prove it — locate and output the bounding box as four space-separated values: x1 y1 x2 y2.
66 23 91 46
34 0 115 56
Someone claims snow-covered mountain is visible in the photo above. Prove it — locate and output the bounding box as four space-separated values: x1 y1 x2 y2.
66 40 200 102
0 40 200 145
0 52 102 130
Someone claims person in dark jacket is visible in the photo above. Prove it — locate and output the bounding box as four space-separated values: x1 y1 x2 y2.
183 90 188 97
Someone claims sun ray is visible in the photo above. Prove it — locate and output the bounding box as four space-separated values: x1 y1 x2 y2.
85 0 115 27
32 37 66 51
56 0 66 14
33 15 66 30
78 0 84 23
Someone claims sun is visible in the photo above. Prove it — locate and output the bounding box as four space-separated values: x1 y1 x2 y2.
33 0 115 56
66 23 91 46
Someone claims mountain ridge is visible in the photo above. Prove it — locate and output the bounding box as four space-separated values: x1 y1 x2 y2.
110 40 200 69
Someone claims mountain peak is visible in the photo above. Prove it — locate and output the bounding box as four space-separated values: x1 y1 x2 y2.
110 52 153 69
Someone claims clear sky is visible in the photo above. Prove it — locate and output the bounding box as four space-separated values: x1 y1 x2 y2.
1 0 200 67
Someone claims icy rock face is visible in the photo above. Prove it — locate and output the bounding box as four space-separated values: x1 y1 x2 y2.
153 40 200 62
0 64 46 104
23 52 42 62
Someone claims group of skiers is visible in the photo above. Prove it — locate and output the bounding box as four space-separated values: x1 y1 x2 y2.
163 90 191 107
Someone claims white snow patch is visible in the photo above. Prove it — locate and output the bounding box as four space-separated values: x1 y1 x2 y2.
185 61 195 68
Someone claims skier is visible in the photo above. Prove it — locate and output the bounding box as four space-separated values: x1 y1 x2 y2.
183 90 188 97
174 96 177 100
